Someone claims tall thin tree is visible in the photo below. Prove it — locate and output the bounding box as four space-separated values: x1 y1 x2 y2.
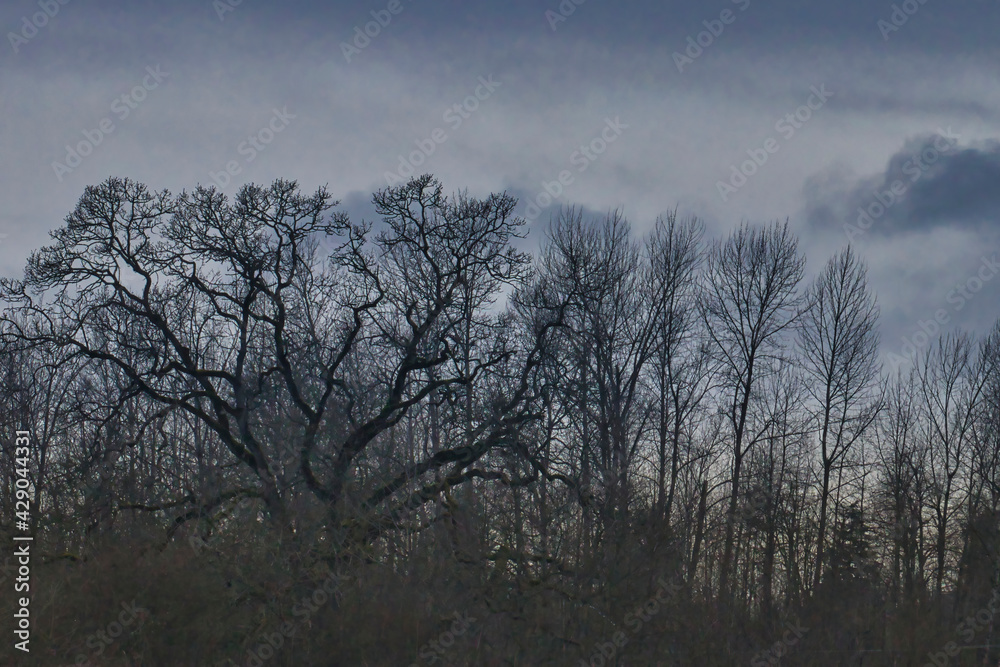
701 220 805 599
798 246 882 592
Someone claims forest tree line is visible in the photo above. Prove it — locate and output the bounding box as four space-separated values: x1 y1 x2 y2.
1 174 999 665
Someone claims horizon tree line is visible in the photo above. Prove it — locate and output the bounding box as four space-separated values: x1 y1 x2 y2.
2 173 999 662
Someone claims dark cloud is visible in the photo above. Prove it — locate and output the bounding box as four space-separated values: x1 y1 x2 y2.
806 135 1000 238
906 141 1000 225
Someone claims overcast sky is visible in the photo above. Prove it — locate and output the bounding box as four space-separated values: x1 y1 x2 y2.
2 0 998 368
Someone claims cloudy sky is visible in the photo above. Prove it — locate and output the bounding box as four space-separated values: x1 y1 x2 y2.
2 0 998 367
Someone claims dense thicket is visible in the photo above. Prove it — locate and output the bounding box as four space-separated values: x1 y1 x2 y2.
2 175 999 665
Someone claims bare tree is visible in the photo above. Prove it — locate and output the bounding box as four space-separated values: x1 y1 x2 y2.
797 245 883 591
700 220 805 599
645 212 712 532
740 364 809 616
917 331 989 597
0 175 570 557
533 209 662 534
960 320 1000 606
969 320 1000 519
873 371 926 608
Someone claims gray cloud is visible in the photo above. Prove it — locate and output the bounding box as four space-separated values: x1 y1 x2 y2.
3 0 1000 352
806 135 1000 239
